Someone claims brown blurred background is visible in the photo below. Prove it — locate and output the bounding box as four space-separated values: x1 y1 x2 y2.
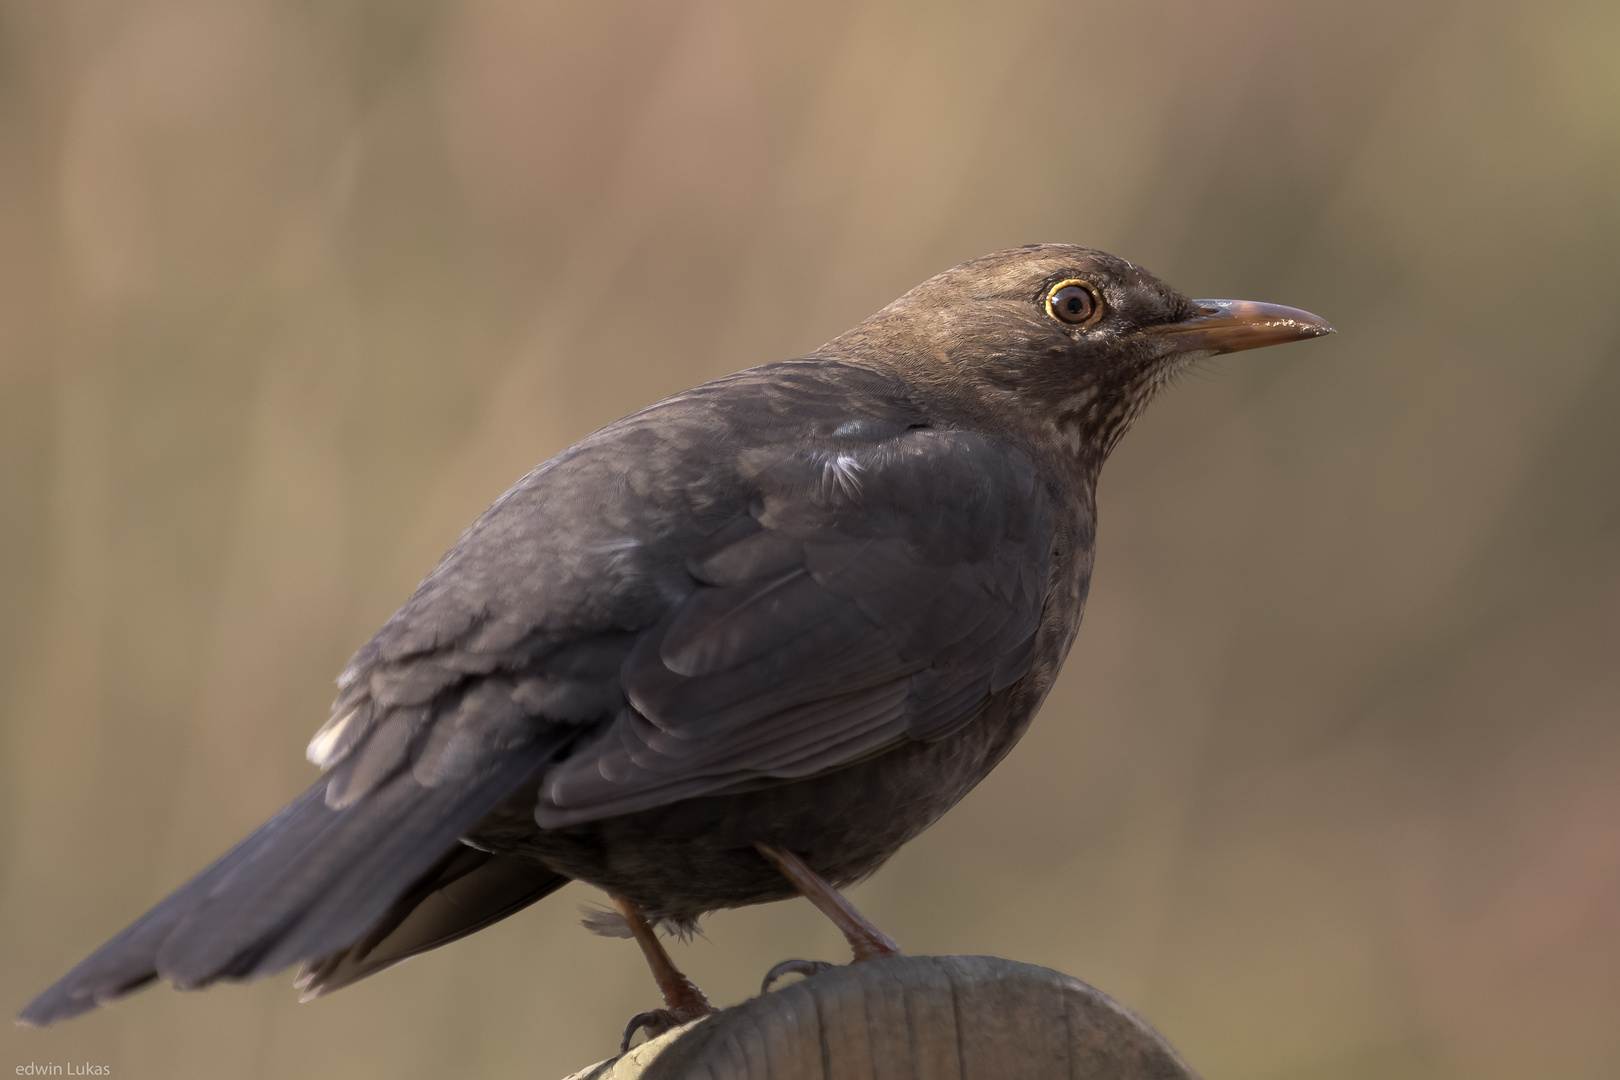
2 1 1617 1077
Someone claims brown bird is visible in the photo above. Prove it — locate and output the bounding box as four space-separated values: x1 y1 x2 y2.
20 245 1332 1044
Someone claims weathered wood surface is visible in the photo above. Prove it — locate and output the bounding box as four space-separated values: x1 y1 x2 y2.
564 955 1199 1080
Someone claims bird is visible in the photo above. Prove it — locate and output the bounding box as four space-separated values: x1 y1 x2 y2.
20 244 1332 1043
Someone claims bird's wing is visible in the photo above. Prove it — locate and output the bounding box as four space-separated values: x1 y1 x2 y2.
314 392 1055 826
308 362 1053 830
534 425 1056 824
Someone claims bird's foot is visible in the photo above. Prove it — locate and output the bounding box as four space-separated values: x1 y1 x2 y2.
611 893 716 1052
760 958 838 994
619 997 714 1053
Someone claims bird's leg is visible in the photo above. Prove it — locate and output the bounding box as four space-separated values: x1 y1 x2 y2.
756 843 902 963
612 895 714 1052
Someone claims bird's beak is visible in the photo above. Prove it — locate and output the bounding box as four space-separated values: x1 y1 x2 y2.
1151 300 1334 355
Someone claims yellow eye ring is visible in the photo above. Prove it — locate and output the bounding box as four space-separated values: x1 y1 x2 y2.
1046 279 1103 326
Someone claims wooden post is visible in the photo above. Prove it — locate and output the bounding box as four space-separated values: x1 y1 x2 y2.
564 955 1199 1079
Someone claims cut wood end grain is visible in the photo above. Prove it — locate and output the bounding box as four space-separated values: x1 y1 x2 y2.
562 955 1199 1080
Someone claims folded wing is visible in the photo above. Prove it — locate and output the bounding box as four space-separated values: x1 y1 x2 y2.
537 428 1055 823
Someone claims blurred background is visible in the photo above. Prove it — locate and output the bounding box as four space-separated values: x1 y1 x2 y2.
2 1 1617 1077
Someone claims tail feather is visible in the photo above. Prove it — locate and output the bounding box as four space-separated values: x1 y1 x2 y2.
295 846 569 998
19 739 562 1027
19 782 335 1024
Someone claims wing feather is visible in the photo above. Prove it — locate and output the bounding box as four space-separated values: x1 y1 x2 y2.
535 427 1053 827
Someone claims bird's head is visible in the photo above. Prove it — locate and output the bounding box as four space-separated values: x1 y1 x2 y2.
826 244 1333 471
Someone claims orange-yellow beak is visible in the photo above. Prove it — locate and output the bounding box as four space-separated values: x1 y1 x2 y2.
1153 299 1335 355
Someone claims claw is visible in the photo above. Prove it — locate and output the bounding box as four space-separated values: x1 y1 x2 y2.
620 1009 681 1053
760 958 838 994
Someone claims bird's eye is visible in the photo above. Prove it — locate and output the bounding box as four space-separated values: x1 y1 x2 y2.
1046 281 1101 326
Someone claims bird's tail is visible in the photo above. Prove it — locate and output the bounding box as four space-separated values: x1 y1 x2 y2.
293 844 569 998
19 739 563 1026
